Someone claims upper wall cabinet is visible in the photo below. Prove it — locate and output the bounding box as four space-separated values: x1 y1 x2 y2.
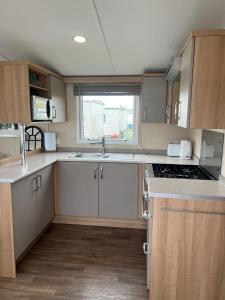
177 30 225 129
50 75 67 123
0 61 64 123
141 75 167 123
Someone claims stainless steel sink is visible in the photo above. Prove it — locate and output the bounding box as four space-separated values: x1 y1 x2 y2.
68 153 110 159
68 153 133 160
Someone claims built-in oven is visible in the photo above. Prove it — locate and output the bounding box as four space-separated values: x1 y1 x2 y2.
31 95 52 122
142 165 153 290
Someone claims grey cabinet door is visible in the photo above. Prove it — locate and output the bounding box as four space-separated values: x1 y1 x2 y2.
37 165 54 233
178 39 194 128
12 174 38 259
99 163 138 219
50 75 67 123
59 162 99 217
142 77 167 123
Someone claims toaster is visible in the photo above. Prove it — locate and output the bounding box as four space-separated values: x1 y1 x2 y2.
167 143 181 157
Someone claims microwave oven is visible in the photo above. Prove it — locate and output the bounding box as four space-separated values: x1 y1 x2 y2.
31 95 52 122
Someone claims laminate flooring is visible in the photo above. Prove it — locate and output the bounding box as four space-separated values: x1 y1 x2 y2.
0 224 148 300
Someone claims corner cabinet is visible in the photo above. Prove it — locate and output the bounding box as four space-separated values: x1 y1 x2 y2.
141 75 167 123
12 165 54 260
177 30 225 128
150 197 225 300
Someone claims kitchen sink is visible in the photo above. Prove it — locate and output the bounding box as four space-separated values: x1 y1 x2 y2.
68 153 133 160
68 153 110 159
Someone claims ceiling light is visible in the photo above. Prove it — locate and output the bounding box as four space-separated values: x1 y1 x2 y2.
73 35 86 43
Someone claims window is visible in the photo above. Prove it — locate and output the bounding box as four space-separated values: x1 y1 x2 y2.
75 84 140 144
0 124 20 137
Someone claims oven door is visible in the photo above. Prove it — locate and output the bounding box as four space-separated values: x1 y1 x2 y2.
31 96 52 121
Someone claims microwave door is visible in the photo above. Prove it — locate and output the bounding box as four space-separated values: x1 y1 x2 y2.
32 96 51 121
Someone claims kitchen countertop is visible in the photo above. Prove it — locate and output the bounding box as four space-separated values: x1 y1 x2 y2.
148 177 225 201
0 152 199 184
1 152 225 200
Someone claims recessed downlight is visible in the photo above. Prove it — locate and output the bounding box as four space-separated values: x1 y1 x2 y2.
73 35 86 43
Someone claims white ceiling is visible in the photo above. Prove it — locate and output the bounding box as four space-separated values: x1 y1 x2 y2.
0 0 224 76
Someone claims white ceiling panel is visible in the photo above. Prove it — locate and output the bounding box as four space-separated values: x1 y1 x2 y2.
94 0 225 74
0 0 114 75
0 0 224 75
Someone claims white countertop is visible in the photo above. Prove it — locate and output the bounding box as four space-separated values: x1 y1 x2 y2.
0 152 199 184
148 178 225 201
1 152 225 200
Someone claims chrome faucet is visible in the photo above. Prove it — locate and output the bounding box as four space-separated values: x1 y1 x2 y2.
89 136 106 155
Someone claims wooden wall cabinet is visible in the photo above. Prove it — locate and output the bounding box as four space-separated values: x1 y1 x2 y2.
141 75 168 123
0 61 63 123
150 197 225 300
177 30 225 128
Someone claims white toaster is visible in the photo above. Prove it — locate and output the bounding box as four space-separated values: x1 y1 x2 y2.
167 143 181 157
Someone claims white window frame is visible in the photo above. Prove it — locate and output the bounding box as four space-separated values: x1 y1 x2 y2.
0 124 20 137
77 95 140 145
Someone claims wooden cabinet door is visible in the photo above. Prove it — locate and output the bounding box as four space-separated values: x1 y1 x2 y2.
99 163 138 219
178 38 194 128
50 75 67 123
59 162 99 217
0 64 31 123
142 77 167 123
36 165 54 233
150 198 225 300
12 174 38 259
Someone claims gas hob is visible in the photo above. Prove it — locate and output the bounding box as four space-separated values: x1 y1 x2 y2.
152 164 215 180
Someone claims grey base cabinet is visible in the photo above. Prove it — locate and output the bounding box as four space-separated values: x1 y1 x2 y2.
58 162 139 220
12 165 54 259
59 162 99 217
99 163 138 219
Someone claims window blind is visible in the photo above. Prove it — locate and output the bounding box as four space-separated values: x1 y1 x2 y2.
74 83 141 96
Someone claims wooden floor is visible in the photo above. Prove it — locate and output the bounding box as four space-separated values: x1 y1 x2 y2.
0 224 148 300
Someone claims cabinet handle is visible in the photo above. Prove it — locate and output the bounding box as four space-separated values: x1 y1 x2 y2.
143 242 150 255
144 106 148 121
100 166 104 179
175 101 181 120
161 207 225 216
37 175 42 190
93 167 97 179
143 210 151 220
142 192 152 218
32 177 38 192
52 106 57 119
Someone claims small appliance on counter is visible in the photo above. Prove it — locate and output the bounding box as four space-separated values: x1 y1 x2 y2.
180 140 192 160
167 142 181 157
44 132 56 151
167 140 192 159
